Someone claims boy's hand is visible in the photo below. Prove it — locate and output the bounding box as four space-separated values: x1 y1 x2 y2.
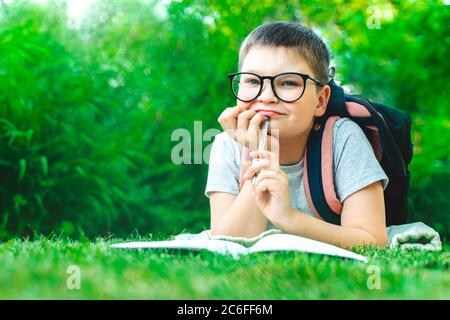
218 105 268 152
242 137 295 227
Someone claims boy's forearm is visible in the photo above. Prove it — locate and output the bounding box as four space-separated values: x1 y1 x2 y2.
277 209 387 249
211 180 268 238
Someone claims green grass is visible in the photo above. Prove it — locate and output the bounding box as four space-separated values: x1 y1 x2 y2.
0 235 448 299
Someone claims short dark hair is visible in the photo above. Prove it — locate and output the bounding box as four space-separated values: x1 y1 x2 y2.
238 21 331 85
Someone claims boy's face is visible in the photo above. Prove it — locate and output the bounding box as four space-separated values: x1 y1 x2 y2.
239 46 330 141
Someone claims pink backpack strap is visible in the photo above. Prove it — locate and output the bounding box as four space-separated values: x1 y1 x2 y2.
345 101 383 161
303 146 323 220
321 116 344 214
304 116 343 217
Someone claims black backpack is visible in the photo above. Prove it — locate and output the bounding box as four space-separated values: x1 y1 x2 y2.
304 79 413 226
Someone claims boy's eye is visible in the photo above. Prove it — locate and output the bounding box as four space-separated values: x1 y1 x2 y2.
244 78 260 85
280 80 302 87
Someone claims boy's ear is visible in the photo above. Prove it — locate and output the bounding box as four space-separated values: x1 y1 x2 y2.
314 84 331 117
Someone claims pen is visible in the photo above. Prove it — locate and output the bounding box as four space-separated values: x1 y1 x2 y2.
252 116 270 188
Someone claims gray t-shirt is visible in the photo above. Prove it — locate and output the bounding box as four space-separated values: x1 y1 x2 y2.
204 118 388 227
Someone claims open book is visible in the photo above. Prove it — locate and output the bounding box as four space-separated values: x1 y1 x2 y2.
111 229 368 263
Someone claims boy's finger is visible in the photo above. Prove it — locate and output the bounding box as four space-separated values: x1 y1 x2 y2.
237 110 256 131
250 150 271 158
248 113 266 128
218 106 238 130
252 170 278 188
219 106 250 142
249 150 280 169
243 159 270 179
219 105 244 123
235 110 257 147
247 113 264 151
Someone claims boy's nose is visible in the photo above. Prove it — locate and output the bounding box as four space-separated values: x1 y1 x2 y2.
257 79 278 103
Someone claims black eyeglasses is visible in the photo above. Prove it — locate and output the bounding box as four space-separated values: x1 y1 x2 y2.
227 72 324 103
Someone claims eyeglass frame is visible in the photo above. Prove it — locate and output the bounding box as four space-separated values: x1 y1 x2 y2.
227 71 325 103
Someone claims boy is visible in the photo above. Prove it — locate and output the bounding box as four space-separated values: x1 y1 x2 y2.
205 22 388 248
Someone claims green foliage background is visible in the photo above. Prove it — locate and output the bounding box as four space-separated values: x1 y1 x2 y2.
0 0 448 239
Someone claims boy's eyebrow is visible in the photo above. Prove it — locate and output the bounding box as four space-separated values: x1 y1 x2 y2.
242 69 263 74
241 69 307 75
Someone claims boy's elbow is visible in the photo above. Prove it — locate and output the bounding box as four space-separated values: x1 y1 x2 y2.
210 220 225 236
355 228 388 248
373 230 389 247
210 225 222 236
379 235 389 248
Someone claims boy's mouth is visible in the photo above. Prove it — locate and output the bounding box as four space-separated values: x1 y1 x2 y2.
255 110 285 117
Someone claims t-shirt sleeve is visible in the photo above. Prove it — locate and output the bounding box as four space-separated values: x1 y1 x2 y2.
333 118 389 202
204 132 240 199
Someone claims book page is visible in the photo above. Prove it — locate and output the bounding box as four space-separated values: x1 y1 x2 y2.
111 239 248 259
248 234 367 262
207 228 283 248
